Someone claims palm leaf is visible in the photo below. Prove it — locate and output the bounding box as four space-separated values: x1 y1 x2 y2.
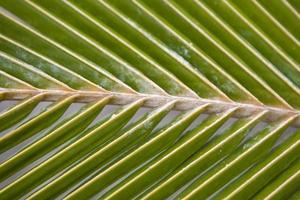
0 0 299 199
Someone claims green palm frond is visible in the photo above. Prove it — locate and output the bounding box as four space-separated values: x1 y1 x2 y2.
0 0 299 199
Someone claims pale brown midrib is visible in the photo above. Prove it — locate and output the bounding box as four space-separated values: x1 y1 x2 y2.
1 88 299 127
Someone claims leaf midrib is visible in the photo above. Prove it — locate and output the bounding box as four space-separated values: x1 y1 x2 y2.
1 88 299 127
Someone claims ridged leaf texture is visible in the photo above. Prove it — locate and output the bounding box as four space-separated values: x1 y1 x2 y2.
0 0 299 199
